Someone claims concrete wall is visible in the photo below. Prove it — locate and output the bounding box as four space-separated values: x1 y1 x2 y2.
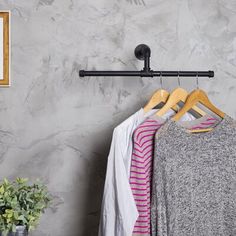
0 0 236 235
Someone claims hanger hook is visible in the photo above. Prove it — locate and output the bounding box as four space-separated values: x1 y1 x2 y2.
177 71 181 87
160 71 163 89
196 72 199 89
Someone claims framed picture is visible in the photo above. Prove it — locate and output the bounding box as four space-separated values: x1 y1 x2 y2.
0 11 10 86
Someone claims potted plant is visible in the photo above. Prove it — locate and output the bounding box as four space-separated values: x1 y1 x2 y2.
0 178 51 236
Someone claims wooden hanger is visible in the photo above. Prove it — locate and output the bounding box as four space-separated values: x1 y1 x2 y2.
155 87 206 117
144 72 178 113
144 89 177 113
173 89 225 121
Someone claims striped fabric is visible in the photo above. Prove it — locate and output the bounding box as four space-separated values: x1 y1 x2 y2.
189 117 217 130
130 116 218 236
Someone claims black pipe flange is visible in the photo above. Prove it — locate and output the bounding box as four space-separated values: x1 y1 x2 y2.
134 44 151 60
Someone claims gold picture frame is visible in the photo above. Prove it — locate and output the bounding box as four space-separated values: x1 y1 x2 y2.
0 11 10 86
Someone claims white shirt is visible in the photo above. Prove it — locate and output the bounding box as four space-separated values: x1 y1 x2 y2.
98 109 194 236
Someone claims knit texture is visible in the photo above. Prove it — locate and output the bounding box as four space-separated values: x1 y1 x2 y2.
151 115 236 236
130 115 218 236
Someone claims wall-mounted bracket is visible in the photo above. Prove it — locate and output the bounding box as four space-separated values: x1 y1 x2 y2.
79 44 214 78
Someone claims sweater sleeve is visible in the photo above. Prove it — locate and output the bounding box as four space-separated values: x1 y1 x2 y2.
151 178 158 236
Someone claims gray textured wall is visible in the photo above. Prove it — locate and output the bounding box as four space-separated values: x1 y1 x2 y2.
0 0 236 235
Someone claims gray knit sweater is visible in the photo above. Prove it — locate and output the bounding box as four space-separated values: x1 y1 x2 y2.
151 115 236 236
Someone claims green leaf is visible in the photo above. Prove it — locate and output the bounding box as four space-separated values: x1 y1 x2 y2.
16 178 28 185
3 178 9 185
0 186 4 194
12 224 16 232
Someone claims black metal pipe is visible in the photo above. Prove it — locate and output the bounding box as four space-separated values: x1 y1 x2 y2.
79 44 214 79
79 70 214 78
143 56 150 71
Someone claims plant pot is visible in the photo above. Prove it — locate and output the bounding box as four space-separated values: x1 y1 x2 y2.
0 226 28 236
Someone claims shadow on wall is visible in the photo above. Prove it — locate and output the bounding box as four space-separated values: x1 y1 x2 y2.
79 129 112 236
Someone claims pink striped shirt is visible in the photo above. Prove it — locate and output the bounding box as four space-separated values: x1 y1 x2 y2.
130 116 218 236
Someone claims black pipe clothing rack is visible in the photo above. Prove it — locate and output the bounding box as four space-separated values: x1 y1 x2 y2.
79 44 214 78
